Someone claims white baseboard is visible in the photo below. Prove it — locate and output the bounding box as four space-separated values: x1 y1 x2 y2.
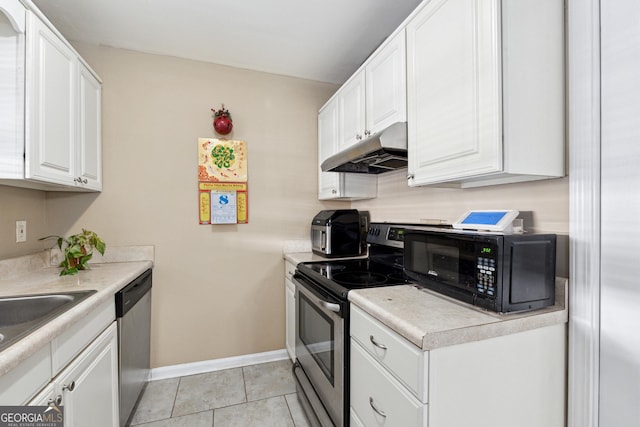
150 349 290 381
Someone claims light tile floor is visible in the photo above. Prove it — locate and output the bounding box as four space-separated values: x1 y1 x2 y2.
129 359 310 427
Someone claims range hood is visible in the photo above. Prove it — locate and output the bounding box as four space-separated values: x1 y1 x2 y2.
321 122 407 174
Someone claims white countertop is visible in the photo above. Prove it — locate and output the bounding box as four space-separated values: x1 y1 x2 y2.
0 248 153 376
349 278 568 350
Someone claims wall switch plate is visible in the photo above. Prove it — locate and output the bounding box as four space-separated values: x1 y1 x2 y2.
16 220 26 243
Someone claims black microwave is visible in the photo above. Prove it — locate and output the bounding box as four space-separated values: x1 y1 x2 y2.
403 229 556 313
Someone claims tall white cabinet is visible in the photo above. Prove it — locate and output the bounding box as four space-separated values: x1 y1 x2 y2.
406 0 564 188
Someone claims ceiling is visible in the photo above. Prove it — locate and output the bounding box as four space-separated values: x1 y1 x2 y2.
32 0 423 84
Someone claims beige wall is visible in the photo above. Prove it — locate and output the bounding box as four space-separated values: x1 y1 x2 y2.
353 171 569 233
42 43 341 368
0 186 47 259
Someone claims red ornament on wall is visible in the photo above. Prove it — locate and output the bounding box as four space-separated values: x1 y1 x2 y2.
211 105 233 135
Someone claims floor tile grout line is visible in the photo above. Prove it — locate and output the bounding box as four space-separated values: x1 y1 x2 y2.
283 394 298 427
169 376 182 419
241 365 249 404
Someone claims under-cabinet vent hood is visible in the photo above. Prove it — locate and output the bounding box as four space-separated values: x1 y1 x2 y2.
321 122 407 174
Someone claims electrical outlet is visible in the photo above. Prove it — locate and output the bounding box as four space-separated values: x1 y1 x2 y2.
16 220 26 243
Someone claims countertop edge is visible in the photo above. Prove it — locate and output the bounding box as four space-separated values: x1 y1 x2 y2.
349 279 569 351
0 260 153 377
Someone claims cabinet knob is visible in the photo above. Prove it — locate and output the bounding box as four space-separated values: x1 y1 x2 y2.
74 177 88 184
63 381 76 392
48 395 63 407
332 189 337 194
356 134 363 140
364 130 371 137
407 174 415 180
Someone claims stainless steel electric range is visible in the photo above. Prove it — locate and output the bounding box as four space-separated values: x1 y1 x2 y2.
292 222 445 427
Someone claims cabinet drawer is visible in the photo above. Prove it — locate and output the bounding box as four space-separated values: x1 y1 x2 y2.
351 339 426 427
0 344 51 405
51 298 114 375
351 304 428 402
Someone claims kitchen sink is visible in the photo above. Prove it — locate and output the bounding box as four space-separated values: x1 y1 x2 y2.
0 290 96 352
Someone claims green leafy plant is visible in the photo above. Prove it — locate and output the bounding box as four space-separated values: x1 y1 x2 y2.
40 229 106 276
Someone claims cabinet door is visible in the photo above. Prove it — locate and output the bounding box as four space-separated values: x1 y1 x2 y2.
0 0 26 178
406 0 502 186
366 30 407 135
25 11 77 186
338 71 365 150
56 323 119 427
318 98 341 199
78 64 102 190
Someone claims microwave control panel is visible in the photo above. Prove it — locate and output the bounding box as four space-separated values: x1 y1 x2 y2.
476 244 498 298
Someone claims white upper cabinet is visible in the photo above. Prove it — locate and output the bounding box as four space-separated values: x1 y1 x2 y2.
78 63 102 190
0 0 26 178
338 30 407 151
319 98 376 200
337 71 365 151
406 0 564 188
26 12 77 186
0 3 102 191
365 31 407 136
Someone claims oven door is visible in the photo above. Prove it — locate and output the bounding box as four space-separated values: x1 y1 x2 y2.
293 273 345 427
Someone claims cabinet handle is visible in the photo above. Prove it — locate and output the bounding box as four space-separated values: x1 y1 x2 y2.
369 397 387 418
364 130 371 136
407 174 415 180
74 177 88 184
331 189 337 194
82 178 88 184
63 381 76 392
356 134 363 140
369 335 388 350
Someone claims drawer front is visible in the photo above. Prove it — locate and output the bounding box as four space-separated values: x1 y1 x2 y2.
351 339 426 427
351 304 428 402
51 298 115 375
285 260 296 282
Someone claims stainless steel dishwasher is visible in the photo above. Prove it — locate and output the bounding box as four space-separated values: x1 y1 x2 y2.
115 269 152 427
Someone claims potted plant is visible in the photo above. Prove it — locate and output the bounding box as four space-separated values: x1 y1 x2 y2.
40 229 106 276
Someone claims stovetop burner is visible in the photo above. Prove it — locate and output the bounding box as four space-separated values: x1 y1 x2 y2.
331 271 388 287
296 257 410 300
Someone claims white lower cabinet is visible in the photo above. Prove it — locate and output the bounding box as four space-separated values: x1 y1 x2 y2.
28 323 118 427
350 305 566 427
284 260 296 361
351 341 426 426
55 323 119 427
0 298 118 427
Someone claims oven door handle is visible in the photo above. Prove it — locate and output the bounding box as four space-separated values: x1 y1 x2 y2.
319 300 341 313
294 272 344 317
